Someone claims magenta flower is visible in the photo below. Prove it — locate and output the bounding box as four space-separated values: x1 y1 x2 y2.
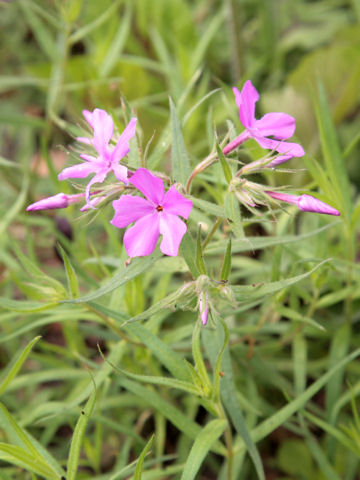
26 192 85 211
223 80 304 165
266 191 340 216
111 168 193 257
58 109 136 202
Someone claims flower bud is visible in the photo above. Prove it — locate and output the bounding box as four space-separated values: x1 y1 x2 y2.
26 193 84 211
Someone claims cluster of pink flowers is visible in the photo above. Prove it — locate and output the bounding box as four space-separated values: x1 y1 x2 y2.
27 80 340 269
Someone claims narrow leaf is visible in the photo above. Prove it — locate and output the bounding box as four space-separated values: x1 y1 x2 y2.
66 389 96 480
0 336 41 396
180 420 227 480
169 98 191 185
134 435 154 480
217 144 233 183
220 237 232 282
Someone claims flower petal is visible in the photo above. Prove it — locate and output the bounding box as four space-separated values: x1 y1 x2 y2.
77 136 92 145
112 163 128 184
162 185 193 219
92 109 114 156
298 195 340 216
111 118 137 163
233 80 259 129
159 212 187 256
58 162 96 180
85 169 109 203
255 112 296 140
254 135 305 158
124 213 160 257
129 168 164 205
82 109 94 128
111 195 154 228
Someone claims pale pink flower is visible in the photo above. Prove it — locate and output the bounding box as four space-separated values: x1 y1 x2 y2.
26 193 85 211
199 292 209 325
111 168 193 257
266 191 340 216
58 109 136 202
223 80 304 165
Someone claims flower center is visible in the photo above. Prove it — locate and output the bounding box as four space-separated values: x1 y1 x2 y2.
156 205 163 212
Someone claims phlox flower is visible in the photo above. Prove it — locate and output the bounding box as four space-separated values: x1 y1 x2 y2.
58 109 136 202
111 168 193 257
223 80 304 165
266 191 340 216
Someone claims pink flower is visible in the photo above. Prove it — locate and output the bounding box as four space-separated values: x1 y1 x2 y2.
58 109 136 202
223 80 304 165
266 191 340 216
199 292 209 325
26 193 85 211
111 168 193 257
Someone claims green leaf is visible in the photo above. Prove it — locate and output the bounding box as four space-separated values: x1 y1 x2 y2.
232 260 330 303
203 321 265 480
0 336 41 396
69 0 122 44
88 302 191 381
57 244 80 299
236 348 360 454
217 144 233 184
134 435 154 480
63 251 162 303
99 5 132 77
315 79 352 220
195 225 207 275
0 444 59 480
19 0 56 61
207 221 340 254
220 237 232 282
66 389 96 480
115 376 226 456
180 419 227 480
0 298 58 313
169 97 191 185
224 192 244 237
0 403 65 478
179 231 200 279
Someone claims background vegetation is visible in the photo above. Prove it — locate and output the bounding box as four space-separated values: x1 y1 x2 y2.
1 0 360 478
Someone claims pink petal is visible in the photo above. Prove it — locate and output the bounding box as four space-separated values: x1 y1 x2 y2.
124 213 160 257
112 163 128 184
298 195 340 216
27 193 69 211
111 117 137 163
77 136 92 145
80 154 100 163
159 212 187 256
162 185 193 219
111 195 154 228
58 162 97 180
266 191 299 205
129 168 164 205
254 136 305 158
85 169 109 203
255 112 296 140
92 109 114 157
82 110 94 128
233 80 259 129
